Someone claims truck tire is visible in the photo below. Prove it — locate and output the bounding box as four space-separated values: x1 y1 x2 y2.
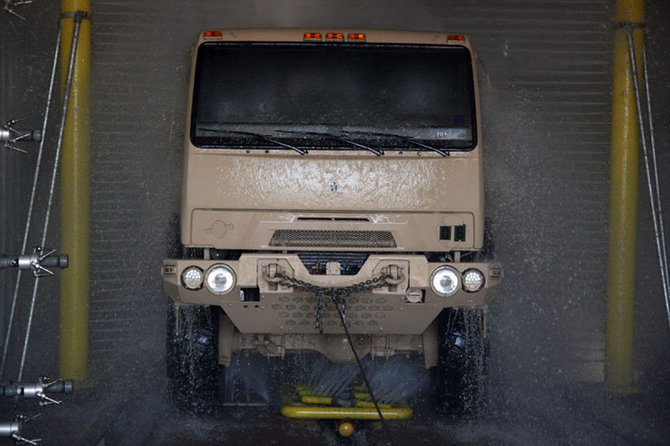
433 307 488 416
167 304 222 414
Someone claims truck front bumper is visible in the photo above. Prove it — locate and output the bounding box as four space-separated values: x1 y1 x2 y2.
162 253 502 336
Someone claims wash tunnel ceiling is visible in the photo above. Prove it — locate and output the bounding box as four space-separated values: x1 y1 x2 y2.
1 0 668 400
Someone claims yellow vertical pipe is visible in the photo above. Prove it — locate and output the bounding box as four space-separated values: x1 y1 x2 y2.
606 0 645 393
59 0 91 383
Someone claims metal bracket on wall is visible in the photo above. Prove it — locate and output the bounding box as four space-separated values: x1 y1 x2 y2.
2 0 31 21
0 415 41 445
0 246 68 278
1 119 41 153
1 376 74 406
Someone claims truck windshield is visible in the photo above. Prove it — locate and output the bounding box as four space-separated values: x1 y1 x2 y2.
191 42 476 151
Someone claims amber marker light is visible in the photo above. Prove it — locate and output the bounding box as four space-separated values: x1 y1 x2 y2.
304 32 322 40
347 33 366 41
447 34 466 42
326 32 344 41
203 30 222 37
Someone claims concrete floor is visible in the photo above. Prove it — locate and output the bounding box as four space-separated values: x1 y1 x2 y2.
2 371 668 445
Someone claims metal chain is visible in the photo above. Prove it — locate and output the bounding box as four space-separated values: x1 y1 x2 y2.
274 270 394 435
273 272 393 331
314 291 325 331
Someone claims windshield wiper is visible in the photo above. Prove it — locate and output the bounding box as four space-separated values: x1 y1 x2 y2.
342 130 448 157
199 128 307 155
275 130 384 156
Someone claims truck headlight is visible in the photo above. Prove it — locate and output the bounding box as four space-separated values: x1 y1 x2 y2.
181 266 204 290
462 268 485 293
430 266 460 297
205 264 236 294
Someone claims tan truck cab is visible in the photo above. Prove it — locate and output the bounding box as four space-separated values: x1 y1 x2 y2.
162 29 501 377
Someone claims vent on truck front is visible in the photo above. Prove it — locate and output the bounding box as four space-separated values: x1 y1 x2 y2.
269 230 396 248
297 217 370 222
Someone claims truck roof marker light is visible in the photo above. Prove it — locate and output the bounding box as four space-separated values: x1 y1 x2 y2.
448 34 465 42
326 32 344 41
347 33 366 41
304 32 322 41
203 30 222 38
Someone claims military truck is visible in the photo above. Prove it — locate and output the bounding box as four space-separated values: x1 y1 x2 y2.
162 29 502 414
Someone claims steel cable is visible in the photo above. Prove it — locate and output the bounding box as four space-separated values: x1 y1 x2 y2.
641 42 670 329
18 14 83 381
0 27 61 379
625 29 670 330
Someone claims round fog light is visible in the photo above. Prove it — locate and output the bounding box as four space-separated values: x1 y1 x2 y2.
462 268 485 293
181 266 204 290
206 264 236 295
430 266 460 297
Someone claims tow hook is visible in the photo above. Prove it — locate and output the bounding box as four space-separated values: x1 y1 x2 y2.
262 263 284 283
381 264 405 285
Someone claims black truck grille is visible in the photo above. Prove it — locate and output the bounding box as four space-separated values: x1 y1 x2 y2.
269 230 396 248
297 252 370 275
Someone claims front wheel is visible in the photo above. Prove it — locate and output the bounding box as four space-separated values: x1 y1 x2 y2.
166 304 222 414
433 307 489 416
